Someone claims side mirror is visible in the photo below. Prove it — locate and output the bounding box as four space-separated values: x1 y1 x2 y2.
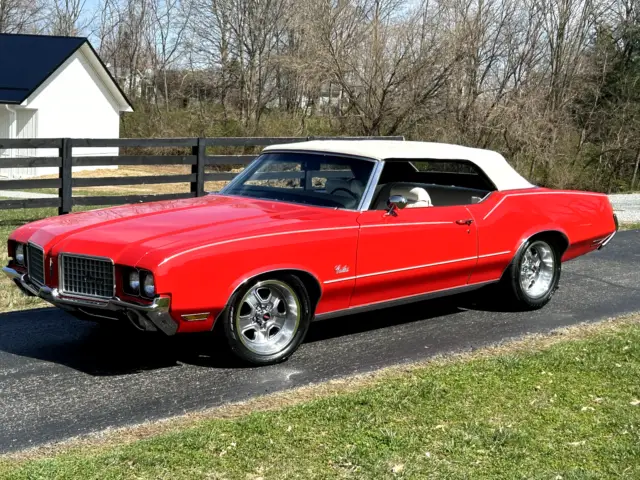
386 195 407 216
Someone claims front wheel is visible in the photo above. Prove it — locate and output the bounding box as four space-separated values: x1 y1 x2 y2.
503 239 561 310
223 275 311 365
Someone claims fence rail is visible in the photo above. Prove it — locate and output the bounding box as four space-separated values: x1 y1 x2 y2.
0 136 403 215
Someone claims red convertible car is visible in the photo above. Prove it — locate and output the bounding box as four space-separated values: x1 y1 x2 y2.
4 141 618 364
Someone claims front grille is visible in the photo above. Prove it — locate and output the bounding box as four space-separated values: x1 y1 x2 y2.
27 243 45 286
60 255 114 299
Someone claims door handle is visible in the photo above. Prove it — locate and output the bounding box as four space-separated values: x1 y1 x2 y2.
456 219 473 225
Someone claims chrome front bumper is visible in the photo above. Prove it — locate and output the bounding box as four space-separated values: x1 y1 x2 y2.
2 266 178 335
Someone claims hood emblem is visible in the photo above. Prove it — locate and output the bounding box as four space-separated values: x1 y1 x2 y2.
334 265 350 274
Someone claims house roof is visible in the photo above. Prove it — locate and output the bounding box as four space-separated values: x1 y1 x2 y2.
264 140 535 191
0 33 133 111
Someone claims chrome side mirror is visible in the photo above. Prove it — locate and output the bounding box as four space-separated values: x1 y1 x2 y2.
386 195 407 216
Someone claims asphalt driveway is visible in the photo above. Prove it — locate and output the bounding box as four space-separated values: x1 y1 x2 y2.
0 230 638 453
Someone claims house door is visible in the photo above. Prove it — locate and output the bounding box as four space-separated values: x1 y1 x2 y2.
0 108 37 179
14 109 38 178
0 108 11 179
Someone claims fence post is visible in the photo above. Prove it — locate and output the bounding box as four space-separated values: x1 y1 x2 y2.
191 137 205 197
58 138 72 215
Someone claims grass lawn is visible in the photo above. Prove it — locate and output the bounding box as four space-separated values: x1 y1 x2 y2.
0 206 120 312
13 166 232 196
0 317 638 479
620 222 640 231
0 208 58 312
0 166 236 312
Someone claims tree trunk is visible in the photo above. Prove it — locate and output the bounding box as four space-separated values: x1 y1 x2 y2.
632 148 640 191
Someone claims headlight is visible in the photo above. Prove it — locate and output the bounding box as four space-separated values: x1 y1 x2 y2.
142 273 155 298
15 243 25 265
128 271 140 293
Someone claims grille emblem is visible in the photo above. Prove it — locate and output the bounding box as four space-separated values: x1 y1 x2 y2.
83 272 105 287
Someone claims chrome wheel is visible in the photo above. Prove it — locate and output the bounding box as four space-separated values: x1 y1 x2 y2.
235 280 300 355
519 241 555 298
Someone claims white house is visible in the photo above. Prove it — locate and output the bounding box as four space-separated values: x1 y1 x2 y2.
0 33 133 179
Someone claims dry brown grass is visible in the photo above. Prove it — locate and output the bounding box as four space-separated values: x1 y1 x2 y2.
3 312 639 463
35 166 235 195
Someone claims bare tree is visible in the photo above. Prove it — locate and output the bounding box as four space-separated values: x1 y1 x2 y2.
48 0 89 35
147 0 192 107
97 0 154 98
0 0 44 33
68 0 639 191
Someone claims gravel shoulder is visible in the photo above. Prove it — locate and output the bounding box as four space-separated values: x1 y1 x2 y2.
609 193 640 224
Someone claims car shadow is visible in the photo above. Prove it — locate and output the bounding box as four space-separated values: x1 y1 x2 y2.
306 296 463 343
0 308 227 375
0 287 504 376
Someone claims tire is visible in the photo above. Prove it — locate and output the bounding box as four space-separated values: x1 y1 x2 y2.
222 274 312 365
503 238 561 310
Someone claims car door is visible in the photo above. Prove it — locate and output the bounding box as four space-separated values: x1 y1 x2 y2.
351 205 478 307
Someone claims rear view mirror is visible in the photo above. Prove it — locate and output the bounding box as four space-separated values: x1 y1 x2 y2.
386 195 407 216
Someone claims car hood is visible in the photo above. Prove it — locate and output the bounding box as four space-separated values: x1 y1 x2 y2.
16 195 350 267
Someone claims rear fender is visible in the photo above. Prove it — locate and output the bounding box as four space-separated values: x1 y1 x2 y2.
505 228 570 275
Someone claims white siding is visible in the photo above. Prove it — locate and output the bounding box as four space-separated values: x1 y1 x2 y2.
24 49 121 176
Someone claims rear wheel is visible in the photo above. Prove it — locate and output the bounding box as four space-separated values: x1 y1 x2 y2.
503 239 561 310
223 275 311 365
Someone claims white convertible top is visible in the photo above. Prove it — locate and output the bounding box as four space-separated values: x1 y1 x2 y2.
263 140 534 191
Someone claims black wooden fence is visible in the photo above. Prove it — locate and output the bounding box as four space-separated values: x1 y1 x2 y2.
0 136 403 215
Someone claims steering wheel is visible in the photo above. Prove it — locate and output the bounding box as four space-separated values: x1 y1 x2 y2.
330 187 359 202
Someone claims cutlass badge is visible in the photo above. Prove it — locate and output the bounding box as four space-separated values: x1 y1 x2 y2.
334 265 350 274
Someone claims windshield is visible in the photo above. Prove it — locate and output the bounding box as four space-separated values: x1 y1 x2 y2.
221 152 376 209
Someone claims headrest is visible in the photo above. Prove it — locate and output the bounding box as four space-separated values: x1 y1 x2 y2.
390 186 432 207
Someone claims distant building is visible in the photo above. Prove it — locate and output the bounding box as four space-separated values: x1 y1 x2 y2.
0 33 133 179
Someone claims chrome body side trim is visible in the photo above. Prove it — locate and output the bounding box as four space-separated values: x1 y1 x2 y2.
323 276 357 284
2 266 177 335
314 280 498 321
478 250 512 258
159 226 360 266
357 256 477 279
361 221 453 228
322 251 511 284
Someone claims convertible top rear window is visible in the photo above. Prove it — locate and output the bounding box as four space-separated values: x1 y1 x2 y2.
222 152 375 209
380 159 496 192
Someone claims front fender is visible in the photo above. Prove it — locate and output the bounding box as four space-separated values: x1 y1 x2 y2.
225 264 324 308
